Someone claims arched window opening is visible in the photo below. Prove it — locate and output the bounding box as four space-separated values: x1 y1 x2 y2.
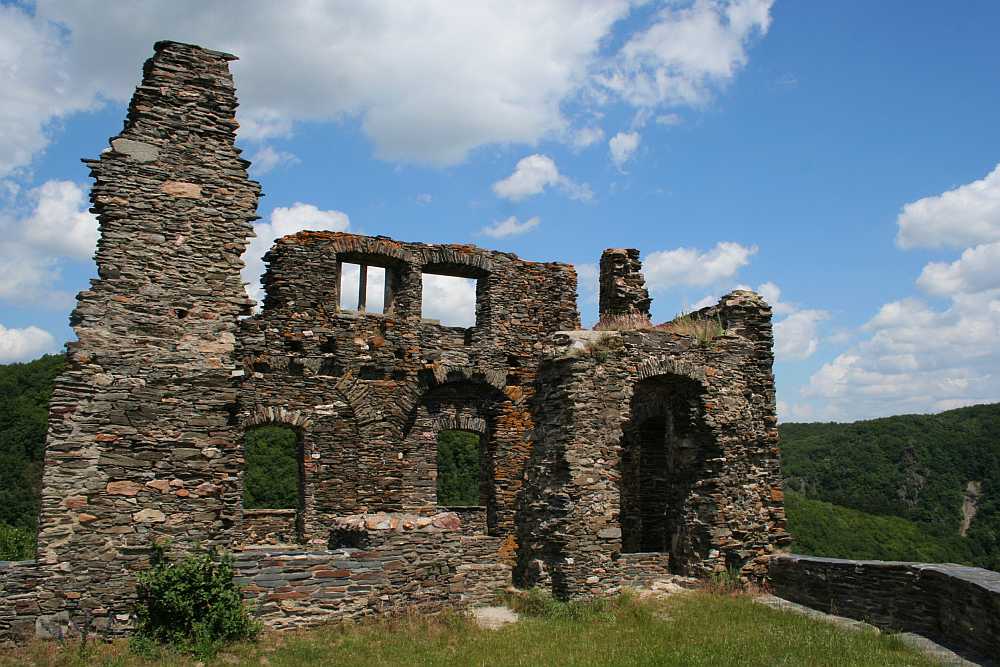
244 425 305 540
620 375 708 572
436 429 485 507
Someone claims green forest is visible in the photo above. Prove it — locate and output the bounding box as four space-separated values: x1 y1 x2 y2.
1 353 998 570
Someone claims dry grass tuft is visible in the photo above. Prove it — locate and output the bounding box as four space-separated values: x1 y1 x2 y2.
656 313 725 345
593 312 653 331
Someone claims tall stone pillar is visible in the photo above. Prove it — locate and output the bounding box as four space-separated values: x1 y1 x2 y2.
598 248 651 319
33 41 260 628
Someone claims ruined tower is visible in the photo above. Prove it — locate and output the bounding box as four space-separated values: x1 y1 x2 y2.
31 41 260 626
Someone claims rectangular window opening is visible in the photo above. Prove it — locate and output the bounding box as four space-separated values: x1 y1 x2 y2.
421 273 477 327
339 262 387 314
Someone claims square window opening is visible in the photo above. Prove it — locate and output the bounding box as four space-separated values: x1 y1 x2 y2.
339 262 387 314
421 273 477 327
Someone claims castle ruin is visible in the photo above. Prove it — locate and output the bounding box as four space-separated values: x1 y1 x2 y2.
0 41 787 640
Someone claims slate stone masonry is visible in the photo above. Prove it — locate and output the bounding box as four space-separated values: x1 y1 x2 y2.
1 40 795 642
770 555 1000 663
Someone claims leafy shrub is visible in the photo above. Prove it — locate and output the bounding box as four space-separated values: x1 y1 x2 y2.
132 543 259 657
0 522 34 560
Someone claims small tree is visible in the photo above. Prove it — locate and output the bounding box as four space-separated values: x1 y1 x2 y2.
133 542 259 657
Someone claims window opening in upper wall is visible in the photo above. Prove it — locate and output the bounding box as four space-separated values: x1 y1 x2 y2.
339 262 387 314
421 273 477 327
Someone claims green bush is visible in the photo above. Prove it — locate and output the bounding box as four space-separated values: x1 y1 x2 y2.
132 543 259 657
0 522 34 560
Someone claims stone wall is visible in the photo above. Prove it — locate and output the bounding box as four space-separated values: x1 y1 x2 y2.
770 554 1000 662
0 561 43 641
518 290 787 598
236 514 509 630
243 510 298 545
598 248 651 318
11 40 261 638
237 231 580 544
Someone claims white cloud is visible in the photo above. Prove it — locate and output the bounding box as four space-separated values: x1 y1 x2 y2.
753 281 796 315
480 215 541 239
0 324 57 362
774 309 829 361
421 274 477 327
575 262 600 311
804 291 1000 420
492 154 592 202
31 1 634 167
416 193 433 205
572 126 605 149
656 113 683 126
689 294 718 310
916 241 1000 297
596 0 773 108
248 146 299 175
0 6 100 178
609 131 640 169
2 2 772 174
20 181 98 259
0 180 95 306
896 163 1000 250
242 203 350 304
802 165 1000 419
643 241 757 289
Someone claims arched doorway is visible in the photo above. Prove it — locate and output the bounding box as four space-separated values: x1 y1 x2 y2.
619 374 710 572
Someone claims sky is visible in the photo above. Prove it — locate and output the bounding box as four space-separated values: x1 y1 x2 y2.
1 0 999 422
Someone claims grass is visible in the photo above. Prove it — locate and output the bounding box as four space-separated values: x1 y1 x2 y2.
656 313 725 345
1 591 940 667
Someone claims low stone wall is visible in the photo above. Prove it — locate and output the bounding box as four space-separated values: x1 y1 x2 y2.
769 554 1000 662
235 532 510 630
243 509 298 545
0 560 43 642
616 553 672 587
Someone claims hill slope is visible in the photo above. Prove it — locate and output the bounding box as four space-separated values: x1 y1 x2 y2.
780 403 1000 569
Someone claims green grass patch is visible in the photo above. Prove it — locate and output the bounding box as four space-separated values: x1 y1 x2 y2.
1 591 938 667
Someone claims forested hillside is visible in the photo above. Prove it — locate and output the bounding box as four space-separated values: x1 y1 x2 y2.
780 403 1000 570
0 354 64 558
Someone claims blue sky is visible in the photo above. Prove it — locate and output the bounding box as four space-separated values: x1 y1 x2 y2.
1 0 999 422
